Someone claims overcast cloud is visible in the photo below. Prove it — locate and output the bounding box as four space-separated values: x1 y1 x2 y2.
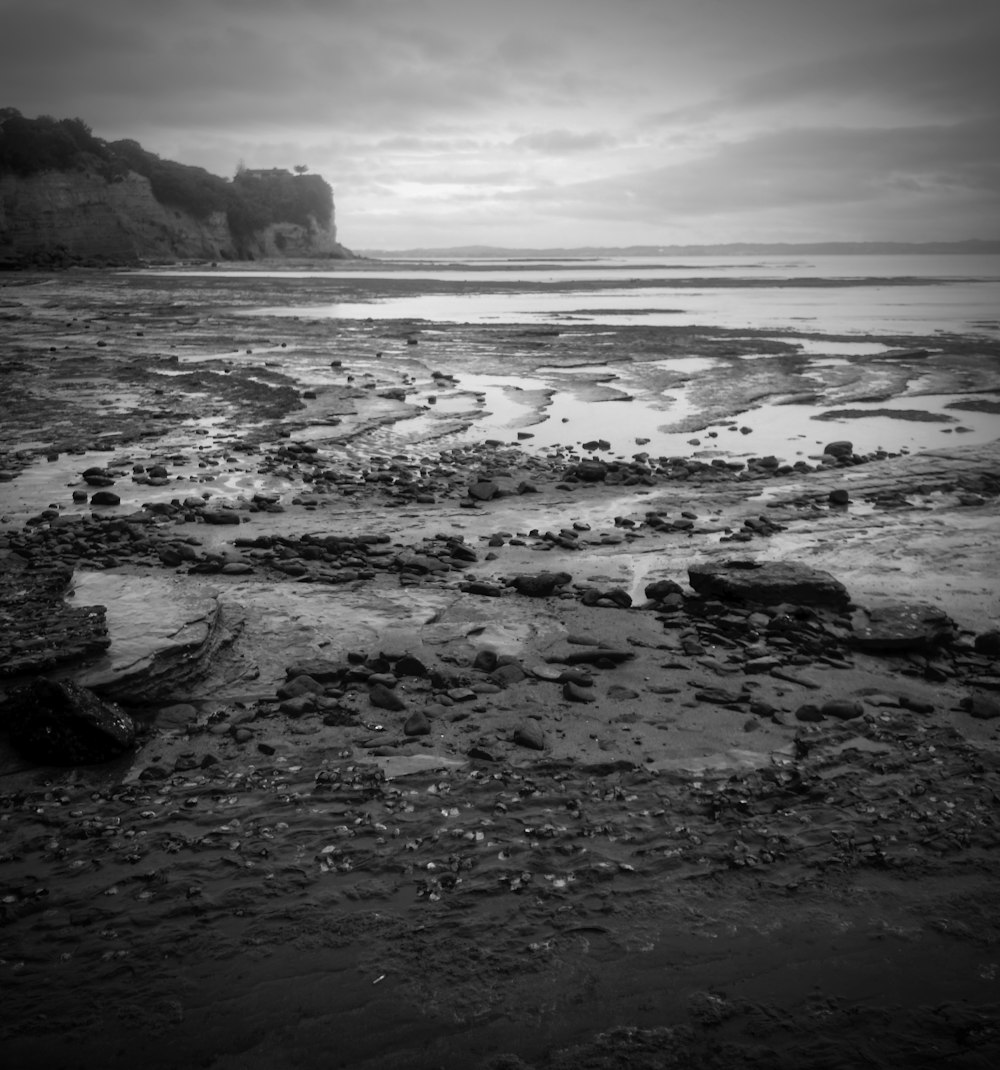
2 0 998 249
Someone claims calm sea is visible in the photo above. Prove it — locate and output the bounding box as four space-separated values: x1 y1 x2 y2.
185 253 1000 337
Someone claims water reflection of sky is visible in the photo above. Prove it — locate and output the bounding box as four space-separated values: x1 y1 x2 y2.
240 280 999 337
176 256 1000 459
324 369 1000 463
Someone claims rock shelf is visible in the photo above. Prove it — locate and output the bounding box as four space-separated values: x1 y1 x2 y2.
1 269 1000 1069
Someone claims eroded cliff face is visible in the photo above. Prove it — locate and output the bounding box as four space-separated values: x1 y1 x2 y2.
0 169 348 266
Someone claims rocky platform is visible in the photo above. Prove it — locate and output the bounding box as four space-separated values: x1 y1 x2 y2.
1 269 999 1069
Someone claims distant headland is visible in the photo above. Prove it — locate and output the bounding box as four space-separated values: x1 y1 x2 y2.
0 109 353 268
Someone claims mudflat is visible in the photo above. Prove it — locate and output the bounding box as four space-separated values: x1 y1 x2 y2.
1 267 1000 1069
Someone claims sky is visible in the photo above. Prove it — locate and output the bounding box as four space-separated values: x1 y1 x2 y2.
2 0 999 250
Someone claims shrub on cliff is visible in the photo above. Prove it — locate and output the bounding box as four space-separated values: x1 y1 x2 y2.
0 112 117 177
109 139 229 219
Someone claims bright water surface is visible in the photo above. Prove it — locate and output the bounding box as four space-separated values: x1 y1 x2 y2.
177 253 1000 336
145 255 1000 461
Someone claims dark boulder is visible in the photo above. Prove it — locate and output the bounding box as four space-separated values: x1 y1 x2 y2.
90 490 121 507
369 682 407 711
82 467 116 487
645 578 684 602
962 693 1000 720
284 659 346 683
202 510 241 525
568 460 609 483
468 480 501 501
393 654 429 678
513 722 546 749
510 571 572 597
2 678 135 764
687 560 850 608
403 710 431 736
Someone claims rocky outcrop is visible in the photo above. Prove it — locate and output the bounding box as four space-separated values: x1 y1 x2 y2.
1 677 135 764
0 560 110 677
0 168 349 267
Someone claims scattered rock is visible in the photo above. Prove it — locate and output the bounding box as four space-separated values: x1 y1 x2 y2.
961 693 1000 720
645 578 684 601
822 699 865 720
513 723 546 749
469 480 500 501
369 682 407 711
511 571 572 597
403 710 431 736
563 680 596 703
90 490 121 506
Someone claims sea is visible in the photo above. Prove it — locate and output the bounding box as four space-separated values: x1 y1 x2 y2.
178 253 1000 337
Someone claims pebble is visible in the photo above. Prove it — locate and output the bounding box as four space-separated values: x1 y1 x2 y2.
369 683 407 711
563 680 597 703
513 723 546 749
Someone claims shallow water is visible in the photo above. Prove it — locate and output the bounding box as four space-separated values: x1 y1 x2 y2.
195 253 1000 336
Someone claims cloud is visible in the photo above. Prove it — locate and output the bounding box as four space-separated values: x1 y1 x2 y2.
644 28 1000 133
506 116 1000 227
512 129 619 155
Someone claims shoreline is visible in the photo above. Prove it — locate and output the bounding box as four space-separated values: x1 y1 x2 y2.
1 269 1000 1068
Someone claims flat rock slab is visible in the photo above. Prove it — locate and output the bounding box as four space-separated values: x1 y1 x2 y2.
71 572 220 701
852 601 956 652
688 559 851 608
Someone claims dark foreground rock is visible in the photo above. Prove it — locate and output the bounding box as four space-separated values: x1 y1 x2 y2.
687 559 851 607
1 678 135 764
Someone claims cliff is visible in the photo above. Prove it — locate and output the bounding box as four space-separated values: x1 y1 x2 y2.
0 169 349 266
0 112 352 267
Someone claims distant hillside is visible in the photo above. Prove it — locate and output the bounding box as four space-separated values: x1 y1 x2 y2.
0 110 353 267
361 239 1000 259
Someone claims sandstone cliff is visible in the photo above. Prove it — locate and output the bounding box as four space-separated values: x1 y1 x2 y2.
0 168 349 267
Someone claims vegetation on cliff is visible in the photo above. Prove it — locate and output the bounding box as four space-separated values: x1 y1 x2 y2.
0 109 335 256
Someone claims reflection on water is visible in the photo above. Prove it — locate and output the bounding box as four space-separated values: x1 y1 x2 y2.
205 253 1000 337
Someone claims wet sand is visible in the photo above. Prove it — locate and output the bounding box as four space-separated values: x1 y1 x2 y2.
1 267 1000 1069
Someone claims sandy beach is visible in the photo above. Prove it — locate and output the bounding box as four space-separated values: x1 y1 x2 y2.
2 265 1000 1069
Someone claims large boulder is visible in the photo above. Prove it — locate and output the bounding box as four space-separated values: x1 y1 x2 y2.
687 560 850 608
567 460 609 483
2 678 135 764
851 602 956 652
510 571 572 597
